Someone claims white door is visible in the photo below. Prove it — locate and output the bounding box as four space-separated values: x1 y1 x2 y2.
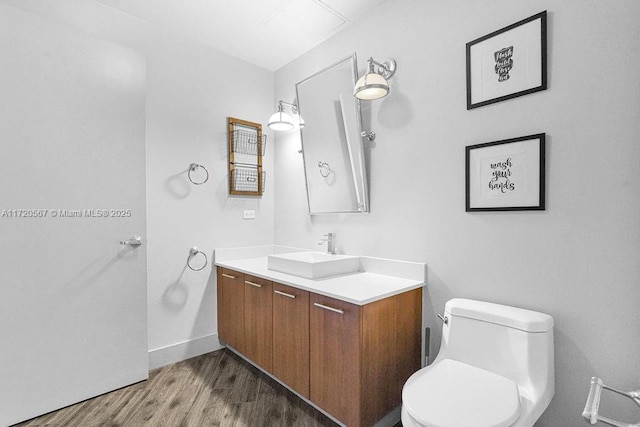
0 5 148 426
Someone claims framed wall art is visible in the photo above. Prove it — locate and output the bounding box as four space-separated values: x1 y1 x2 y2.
466 11 547 110
466 133 545 211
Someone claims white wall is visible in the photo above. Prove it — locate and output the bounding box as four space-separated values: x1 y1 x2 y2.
274 0 640 425
144 37 274 367
1 0 275 367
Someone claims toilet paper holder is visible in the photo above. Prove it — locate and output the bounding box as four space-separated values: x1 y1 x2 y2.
582 377 640 426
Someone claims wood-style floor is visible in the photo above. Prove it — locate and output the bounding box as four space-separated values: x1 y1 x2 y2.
15 348 338 427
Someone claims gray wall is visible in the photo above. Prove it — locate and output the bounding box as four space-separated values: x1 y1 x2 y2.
274 0 640 425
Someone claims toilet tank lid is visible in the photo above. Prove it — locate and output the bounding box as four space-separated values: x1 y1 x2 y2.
445 298 554 332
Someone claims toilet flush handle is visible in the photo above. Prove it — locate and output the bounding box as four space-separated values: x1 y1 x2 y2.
437 314 449 325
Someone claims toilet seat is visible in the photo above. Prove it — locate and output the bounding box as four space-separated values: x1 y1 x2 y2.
402 359 521 427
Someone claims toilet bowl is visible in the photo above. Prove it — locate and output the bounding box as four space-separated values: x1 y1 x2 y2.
401 299 554 427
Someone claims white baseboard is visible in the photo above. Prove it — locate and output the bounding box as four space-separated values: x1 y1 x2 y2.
148 333 224 370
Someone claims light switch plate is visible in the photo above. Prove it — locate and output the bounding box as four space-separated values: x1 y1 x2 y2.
242 210 256 220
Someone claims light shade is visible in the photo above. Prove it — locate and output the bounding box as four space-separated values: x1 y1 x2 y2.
268 111 294 131
354 72 390 100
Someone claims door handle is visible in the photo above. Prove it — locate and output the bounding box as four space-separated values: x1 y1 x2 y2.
119 235 142 246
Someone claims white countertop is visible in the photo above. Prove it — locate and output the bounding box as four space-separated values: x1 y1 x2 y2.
214 247 426 305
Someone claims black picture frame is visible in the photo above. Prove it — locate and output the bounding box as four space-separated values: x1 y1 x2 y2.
466 11 547 110
466 133 545 212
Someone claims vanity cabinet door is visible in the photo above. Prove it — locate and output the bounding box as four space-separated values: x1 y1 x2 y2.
272 283 310 398
217 267 245 353
309 294 362 427
243 274 273 372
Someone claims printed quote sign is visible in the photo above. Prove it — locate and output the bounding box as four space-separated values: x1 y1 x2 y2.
494 46 513 82
480 152 526 199
466 134 545 211
466 11 546 109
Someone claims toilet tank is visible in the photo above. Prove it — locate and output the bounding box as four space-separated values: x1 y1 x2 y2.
437 299 554 396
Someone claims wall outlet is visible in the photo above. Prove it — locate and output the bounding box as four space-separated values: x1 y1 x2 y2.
242 210 256 220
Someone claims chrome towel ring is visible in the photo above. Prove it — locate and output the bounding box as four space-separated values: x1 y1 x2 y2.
318 161 332 178
187 247 208 271
188 163 209 185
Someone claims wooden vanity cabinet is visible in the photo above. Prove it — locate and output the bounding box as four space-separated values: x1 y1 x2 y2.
309 289 422 427
243 274 273 372
216 268 245 353
217 266 422 427
272 283 310 398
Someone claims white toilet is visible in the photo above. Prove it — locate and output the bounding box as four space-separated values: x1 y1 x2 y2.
401 298 554 427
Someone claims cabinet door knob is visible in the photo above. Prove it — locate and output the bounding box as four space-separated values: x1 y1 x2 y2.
274 290 296 299
221 273 236 279
245 280 262 288
313 302 344 315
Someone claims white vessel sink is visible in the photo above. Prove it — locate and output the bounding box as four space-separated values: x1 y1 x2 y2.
267 252 360 279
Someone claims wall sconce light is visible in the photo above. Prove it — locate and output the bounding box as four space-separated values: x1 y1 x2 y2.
268 100 304 131
353 57 397 100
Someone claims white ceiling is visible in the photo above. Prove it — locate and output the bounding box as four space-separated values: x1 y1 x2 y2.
92 0 388 71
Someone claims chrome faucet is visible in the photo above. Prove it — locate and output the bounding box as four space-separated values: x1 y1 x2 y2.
318 232 336 254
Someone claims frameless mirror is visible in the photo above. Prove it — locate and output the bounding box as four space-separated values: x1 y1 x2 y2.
296 54 369 214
